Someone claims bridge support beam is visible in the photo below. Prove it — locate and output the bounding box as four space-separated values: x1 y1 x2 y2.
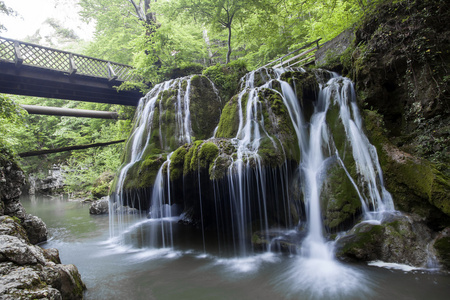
21 104 119 119
0 63 143 106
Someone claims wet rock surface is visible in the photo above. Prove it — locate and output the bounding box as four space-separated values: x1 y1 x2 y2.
89 197 109 215
335 213 433 267
1 153 86 299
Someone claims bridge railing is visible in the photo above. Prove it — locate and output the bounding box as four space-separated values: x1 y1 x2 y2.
0 36 140 82
261 38 322 69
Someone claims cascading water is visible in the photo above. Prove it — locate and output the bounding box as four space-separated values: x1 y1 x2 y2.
109 67 396 296
109 75 196 248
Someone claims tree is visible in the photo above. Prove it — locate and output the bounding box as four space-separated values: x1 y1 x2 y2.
163 0 269 64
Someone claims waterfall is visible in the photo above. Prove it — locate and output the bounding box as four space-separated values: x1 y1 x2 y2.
110 67 394 265
109 75 196 246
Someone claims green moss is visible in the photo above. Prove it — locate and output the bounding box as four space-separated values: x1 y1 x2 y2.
169 145 188 181
385 154 450 217
198 142 219 170
216 95 241 138
258 136 284 167
202 60 248 103
259 88 300 162
322 164 362 232
210 155 232 180
123 154 166 190
191 75 200 82
91 183 109 199
189 75 223 140
340 223 383 255
184 140 203 174
434 237 450 268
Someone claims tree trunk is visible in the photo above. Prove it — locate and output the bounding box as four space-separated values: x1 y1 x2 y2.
18 140 126 157
203 29 214 65
226 25 232 64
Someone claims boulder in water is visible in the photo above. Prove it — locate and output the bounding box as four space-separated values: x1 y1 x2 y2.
335 213 433 267
89 197 109 215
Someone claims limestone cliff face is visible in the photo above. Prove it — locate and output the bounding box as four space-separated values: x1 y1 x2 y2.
0 151 86 299
352 0 450 230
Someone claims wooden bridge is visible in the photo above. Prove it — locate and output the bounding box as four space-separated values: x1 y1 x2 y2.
0 36 143 106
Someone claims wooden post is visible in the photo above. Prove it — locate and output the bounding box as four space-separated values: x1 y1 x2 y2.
14 41 23 67
69 54 77 75
108 62 118 81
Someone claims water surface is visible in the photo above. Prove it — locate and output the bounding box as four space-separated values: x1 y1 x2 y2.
21 195 450 300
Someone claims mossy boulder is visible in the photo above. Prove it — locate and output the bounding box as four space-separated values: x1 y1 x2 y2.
203 60 248 103
122 154 167 190
91 171 115 199
169 144 189 181
321 164 362 232
215 93 246 139
189 75 223 140
336 214 433 267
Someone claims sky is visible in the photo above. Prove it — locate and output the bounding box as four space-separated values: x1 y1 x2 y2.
1 0 94 41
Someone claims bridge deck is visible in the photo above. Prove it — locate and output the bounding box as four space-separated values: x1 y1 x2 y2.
0 37 143 106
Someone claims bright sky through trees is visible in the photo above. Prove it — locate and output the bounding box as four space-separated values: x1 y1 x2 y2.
1 0 93 40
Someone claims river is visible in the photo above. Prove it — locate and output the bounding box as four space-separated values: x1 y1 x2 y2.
21 194 450 300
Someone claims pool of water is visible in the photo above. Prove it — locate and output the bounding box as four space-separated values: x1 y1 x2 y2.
21 194 450 300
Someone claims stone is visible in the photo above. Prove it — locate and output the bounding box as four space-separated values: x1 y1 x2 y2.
89 197 109 215
433 227 450 270
0 235 46 265
1 153 86 299
335 213 433 267
0 216 29 242
22 214 48 245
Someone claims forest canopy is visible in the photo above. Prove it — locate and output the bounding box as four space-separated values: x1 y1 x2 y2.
79 0 379 82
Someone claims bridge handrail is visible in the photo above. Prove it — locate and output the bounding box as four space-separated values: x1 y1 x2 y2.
0 36 140 82
261 38 322 69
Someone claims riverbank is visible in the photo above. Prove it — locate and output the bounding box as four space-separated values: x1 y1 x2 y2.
0 153 85 299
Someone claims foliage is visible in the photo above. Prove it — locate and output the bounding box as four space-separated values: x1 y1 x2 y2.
0 95 27 154
202 60 248 102
0 0 16 33
78 0 382 79
1 94 134 194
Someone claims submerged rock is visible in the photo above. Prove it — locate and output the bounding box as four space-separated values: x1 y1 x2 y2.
252 229 307 254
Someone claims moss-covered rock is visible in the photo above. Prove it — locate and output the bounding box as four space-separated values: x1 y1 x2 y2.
336 214 433 266
91 171 114 199
202 60 248 103
321 164 362 232
198 142 219 171
189 75 222 140
169 144 188 181
363 109 450 230
215 94 245 139
433 228 450 270
122 154 166 190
